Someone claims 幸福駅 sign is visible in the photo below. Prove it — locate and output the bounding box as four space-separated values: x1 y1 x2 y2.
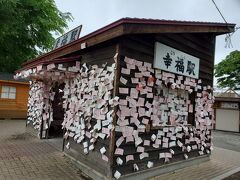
53 25 82 50
154 42 200 79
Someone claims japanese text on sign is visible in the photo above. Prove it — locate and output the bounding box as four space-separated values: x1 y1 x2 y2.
221 102 239 109
53 25 82 50
154 42 200 79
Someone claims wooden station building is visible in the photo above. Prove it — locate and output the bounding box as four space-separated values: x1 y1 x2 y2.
16 18 235 179
214 90 240 132
0 73 29 119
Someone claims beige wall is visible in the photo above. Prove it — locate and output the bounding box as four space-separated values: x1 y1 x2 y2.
216 109 240 132
0 81 29 119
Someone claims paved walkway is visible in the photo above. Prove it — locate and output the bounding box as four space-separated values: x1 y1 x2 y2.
150 130 240 180
0 120 87 180
151 139 240 180
213 130 240 152
1 120 240 180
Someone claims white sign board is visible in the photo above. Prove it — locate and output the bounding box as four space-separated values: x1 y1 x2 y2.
221 102 239 109
154 42 200 79
53 25 82 50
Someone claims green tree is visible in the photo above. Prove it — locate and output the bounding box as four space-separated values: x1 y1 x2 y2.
0 0 72 73
215 50 240 90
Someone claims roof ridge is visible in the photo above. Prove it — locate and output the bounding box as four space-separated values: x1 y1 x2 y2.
17 18 235 72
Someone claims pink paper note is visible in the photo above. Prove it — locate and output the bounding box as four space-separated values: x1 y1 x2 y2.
47 63 55 70
124 57 134 64
185 86 190 90
85 131 92 138
119 88 129 94
138 66 147 72
120 77 128 85
137 146 145 152
145 101 152 109
119 99 128 106
170 115 176 125
177 140 183 147
126 155 134 162
162 142 168 148
189 104 193 113
130 88 138 99
116 136 125 147
155 139 161 145
144 62 152 68
129 98 137 107
147 93 153 98
102 154 109 162
36 65 42 72
135 60 143 67
121 68 130 75
137 97 145 107
126 135 134 143
145 86 153 92
127 63 136 70
115 148 124 155
142 118 149 125
144 140 150 146
102 127 110 135
135 72 143 78
139 152 149 159
153 144 160 148
131 78 139 84
165 152 172 158
162 137 169 143
138 107 145 117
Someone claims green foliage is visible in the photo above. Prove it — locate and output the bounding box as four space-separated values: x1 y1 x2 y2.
215 50 240 90
0 0 72 73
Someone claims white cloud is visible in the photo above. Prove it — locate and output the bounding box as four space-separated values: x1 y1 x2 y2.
55 0 240 85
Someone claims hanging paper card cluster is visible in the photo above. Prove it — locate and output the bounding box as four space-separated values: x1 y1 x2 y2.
62 62 118 161
27 80 54 137
113 56 214 179
16 53 215 179
17 61 81 137
14 61 80 81
27 81 45 130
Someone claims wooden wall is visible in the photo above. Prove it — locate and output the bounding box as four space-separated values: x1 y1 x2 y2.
111 33 215 176
64 41 117 178
0 81 29 119
119 33 215 86
61 33 215 178
155 33 215 86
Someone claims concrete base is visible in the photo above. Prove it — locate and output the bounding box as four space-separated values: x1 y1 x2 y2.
211 166 240 180
26 125 211 179
44 137 109 180
63 151 109 180
44 135 210 180
63 152 210 180
120 155 210 180
26 124 39 138
43 137 64 152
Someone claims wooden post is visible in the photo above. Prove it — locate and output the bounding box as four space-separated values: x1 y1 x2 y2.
109 43 121 178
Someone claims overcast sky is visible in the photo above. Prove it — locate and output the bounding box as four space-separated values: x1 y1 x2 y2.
55 0 239 83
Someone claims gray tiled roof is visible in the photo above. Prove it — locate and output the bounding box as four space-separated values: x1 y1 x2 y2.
0 72 28 83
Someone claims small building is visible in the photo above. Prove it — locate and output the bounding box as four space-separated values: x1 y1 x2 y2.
0 73 29 119
15 18 235 179
214 89 240 132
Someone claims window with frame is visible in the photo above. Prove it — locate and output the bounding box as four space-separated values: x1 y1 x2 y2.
1 86 16 99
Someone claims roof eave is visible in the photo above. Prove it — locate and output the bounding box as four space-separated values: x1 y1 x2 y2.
17 18 235 72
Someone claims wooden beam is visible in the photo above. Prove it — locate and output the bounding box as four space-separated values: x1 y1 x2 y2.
19 25 124 72
123 23 235 34
109 44 121 178
18 18 235 72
